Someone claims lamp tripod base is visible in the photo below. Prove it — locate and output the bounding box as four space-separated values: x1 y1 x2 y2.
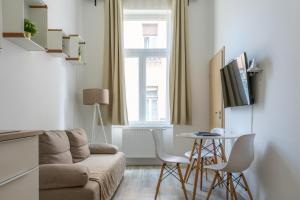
91 103 108 144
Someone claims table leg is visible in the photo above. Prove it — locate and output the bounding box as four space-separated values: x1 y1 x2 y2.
212 139 218 164
192 139 203 200
220 143 227 162
184 139 197 182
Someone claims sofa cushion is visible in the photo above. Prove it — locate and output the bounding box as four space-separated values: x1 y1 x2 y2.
39 131 73 164
40 164 90 190
40 181 100 200
76 152 126 200
66 128 90 163
89 143 118 154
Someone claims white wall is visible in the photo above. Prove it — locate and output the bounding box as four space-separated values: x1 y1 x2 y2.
77 0 214 150
214 0 300 199
0 0 81 130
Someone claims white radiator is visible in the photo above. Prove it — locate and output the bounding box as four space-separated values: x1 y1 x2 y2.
112 126 173 158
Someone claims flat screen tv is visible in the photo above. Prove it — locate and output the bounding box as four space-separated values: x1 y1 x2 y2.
220 52 254 108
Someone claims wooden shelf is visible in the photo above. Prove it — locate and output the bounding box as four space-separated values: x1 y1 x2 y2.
63 34 86 65
66 57 80 61
47 29 64 56
3 32 45 51
65 57 85 65
2 0 48 51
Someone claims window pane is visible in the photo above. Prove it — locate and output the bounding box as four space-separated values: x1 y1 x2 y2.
124 57 140 121
124 20 168 49
146 57 168 121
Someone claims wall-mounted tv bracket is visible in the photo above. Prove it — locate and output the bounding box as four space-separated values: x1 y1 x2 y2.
247 58 263 76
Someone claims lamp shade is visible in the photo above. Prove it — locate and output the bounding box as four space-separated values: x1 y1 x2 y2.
83 89 109 105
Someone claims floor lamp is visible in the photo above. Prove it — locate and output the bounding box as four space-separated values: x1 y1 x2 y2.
83 89 109 144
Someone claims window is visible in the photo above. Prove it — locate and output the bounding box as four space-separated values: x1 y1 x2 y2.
124 10 171 124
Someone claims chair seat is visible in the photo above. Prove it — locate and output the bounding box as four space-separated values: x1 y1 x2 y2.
184 150 215 159
161 154 190 164
204 163 227 171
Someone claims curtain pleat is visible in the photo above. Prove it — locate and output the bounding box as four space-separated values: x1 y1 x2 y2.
103 0 128 125
170 0 192 125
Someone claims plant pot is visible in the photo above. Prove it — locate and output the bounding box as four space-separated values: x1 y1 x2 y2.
24 32 31 39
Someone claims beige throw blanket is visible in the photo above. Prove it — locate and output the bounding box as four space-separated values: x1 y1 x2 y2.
77 152 126 200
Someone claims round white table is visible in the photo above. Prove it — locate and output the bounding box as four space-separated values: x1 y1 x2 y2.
177 132 240 200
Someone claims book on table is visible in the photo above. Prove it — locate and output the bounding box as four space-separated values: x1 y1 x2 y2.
194 132 221 137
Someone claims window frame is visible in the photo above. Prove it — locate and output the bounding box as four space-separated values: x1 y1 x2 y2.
124 10 171 126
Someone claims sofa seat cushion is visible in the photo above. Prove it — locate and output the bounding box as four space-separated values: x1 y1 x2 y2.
39 131 73 164
66 128 91 163
76 152 126 200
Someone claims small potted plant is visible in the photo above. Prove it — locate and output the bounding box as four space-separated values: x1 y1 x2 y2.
24 18 37 39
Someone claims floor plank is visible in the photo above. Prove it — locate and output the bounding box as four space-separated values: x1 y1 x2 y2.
113 166 245 200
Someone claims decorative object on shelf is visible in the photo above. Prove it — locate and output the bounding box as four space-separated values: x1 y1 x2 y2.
83 89 109 144
24 18 38 39
78 45 82 61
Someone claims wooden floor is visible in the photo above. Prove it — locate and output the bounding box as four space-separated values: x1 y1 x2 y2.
113 166 245 200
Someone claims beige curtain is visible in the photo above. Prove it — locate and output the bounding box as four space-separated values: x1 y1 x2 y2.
170 0 192 125
103 0 128 125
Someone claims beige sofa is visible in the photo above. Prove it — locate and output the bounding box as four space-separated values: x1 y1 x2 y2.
39 129 126 200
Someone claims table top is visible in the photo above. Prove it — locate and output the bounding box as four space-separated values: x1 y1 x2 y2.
177 132 240 140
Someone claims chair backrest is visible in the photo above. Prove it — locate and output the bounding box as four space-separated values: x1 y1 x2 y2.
151 130 168 162
224 134 255 172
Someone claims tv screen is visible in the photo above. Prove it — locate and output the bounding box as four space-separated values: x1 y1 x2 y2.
220 52 254 108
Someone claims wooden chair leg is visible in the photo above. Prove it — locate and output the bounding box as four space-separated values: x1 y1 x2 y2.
205 159 208 181
185 139 197 182
206 171 219 200
192 139 203 200
226 173 229 200
155 163 166 200
241 173 253 200
186 158 196 183
200 158 204 190
212 140 218 164
177 163 188 200
229 173 238 200
228 173 234 200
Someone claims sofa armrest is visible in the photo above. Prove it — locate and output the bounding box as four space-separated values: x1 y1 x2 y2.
39 164 89 190
89 143 118 154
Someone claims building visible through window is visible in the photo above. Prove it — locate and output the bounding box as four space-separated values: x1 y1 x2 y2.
142 23 158 48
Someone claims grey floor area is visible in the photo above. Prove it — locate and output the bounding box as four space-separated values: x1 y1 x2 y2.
113 166 246 200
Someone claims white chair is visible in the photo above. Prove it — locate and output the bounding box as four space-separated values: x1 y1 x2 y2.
205 134 255 200
152 130 190 200
184 128 225 190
